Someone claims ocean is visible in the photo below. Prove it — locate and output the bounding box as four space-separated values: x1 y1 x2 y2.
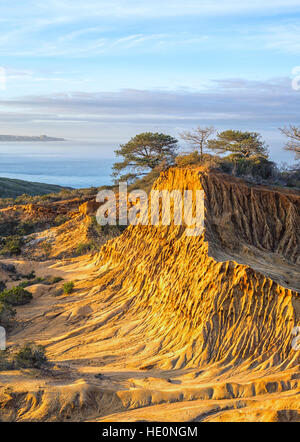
0 140 115 188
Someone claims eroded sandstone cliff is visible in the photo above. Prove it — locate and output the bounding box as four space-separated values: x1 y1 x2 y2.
1 167 300 422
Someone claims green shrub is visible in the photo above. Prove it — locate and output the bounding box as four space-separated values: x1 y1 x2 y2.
23 270 36 280
0 218 38 237
18 281 30 288
18 275 63 288
76 242 92 255
0 198 14 209
174 152 277 183
54 215 68 226
175 152 223 168
41 242 52 258
13 343 48 369
75 241 99 255
0 286 33 306
47 276 63 284
280 165 300 188
14 194 32 204
16 221 36 236
228 155 276 179
0 302 16 328
0 351 13 371
63 281 74 294
88 216 125 248
175 151 203 166
18 277 43 288
0 235 23 256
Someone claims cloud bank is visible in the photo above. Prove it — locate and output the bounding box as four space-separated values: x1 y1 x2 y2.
0 77 298 163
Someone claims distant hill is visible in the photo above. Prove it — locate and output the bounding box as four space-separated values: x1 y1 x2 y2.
0 177 67 198
0 135 65 141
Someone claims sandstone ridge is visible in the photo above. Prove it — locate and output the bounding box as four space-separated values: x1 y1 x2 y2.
1 167 300 422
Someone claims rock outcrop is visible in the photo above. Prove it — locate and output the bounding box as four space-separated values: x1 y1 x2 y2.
92 168 300 370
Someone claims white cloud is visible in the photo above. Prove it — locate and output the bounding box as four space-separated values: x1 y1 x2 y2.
0 1 299 57
30 1 300 20
263 24 300 54
0 78 297 163
0 30 208 57
0 77 298 126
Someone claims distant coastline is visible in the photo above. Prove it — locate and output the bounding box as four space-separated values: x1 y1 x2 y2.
0 135 66 142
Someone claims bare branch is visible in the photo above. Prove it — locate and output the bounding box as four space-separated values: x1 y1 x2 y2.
280 125 300 159
179 126 216 156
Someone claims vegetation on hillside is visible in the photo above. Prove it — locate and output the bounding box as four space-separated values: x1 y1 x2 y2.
0 177 66 199
13 343 48 369
63 281 74 294
109 128 299 191
0 272 63 328
0 286 32 306
0 302 16 328
0 343 49 371
0 185 99 209
175 151 299 187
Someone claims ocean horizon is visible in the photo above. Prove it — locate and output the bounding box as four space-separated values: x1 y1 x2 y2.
0 140 115 189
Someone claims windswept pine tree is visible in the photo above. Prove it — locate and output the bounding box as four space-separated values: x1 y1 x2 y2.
207 130 268 158
112 132 178 183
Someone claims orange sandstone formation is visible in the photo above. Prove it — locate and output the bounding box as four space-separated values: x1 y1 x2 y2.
0 167 300 422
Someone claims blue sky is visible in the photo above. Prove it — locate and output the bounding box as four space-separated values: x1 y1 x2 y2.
0 0 300 162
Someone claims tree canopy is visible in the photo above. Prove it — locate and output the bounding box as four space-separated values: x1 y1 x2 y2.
280 125 300 159
112 132 178 183
207 130 268 158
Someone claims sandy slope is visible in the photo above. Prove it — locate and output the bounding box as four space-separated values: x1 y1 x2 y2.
0 168 300 422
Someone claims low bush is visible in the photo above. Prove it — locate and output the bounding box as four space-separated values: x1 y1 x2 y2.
0 218 38 237
54 215 68 226
47 276 63 284
0 302 16 328
0 351 13 370
0 235 24 256
0 286 33 306
23 270 36 280
16 221 37 236
175 152 223 169
41 242 52 258
175 152 278 183
18 278 43 288
224 154 276 179
18 275 63 288
280 164 300 188
13 343 48 369
63 281 74 294
175 151 202 166
87 216 125 250
76 242 93 255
